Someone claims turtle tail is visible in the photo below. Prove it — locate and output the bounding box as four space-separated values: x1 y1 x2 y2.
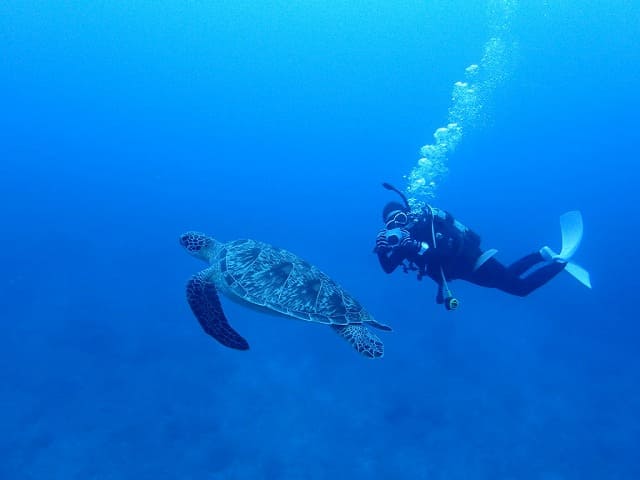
331 324 384 359
187 270 250 351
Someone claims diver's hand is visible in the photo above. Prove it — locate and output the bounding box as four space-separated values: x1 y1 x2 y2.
374 229 389 253
400 237 429 256
400 236 418 250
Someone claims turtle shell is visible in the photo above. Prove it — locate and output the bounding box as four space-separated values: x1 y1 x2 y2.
216 239 371 326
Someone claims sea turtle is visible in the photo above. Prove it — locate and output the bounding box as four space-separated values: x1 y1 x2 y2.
179 231 391 358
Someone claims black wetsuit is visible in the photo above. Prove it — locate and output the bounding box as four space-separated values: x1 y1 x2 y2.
376 206 566 300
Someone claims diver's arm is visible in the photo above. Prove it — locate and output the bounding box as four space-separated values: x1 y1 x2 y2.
374 228 404 273
377 249 404 273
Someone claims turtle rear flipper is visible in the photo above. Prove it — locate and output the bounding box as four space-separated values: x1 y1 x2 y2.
331 324 383 358
187 270 249 351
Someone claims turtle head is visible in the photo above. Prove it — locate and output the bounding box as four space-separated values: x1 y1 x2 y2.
179 231 217 262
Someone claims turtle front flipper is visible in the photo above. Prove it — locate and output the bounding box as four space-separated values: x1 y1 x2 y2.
186 270 249 351
331 324 384 359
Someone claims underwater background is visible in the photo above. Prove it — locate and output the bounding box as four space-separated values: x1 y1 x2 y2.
1 1 639 478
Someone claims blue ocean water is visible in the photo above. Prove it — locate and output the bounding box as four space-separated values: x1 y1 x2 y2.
1 1 639 478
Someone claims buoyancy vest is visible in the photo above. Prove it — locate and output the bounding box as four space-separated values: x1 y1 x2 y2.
409 206 482 279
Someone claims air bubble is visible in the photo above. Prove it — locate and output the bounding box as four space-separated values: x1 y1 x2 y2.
404 0 518 209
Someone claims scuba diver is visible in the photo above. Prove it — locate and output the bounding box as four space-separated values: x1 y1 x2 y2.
374 183 591 310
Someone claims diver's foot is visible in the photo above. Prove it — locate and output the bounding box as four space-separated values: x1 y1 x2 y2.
540 246 560 262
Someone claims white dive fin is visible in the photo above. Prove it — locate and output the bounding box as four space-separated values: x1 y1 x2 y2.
540 210 591 289
559 210 583 260
565 262 592 289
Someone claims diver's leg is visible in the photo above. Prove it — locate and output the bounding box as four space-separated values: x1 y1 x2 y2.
467 258 510 289
505 252 546 277
512 261 566 296
467 255 565 297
